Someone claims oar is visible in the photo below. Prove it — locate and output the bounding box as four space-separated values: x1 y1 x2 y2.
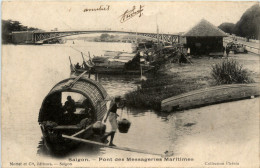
69 56 73 65
72 125 92 137
69 56 75 72
88 52 95 66
81 52 89 68
88 51 91 60
81 52 86 62
62 134 169 156
63 71 88 88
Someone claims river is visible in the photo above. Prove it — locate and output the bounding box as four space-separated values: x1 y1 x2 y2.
2 41 259 167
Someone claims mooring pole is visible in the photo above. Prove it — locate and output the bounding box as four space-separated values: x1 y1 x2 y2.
140 64 143 80
88 70 91 78
95 73 98 81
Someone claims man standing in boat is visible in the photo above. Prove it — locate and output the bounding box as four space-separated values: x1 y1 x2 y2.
101 97 121 146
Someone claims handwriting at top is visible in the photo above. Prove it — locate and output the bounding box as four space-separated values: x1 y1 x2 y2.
120 5 144 23
83 5 110 12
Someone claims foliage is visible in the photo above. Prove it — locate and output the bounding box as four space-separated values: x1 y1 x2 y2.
218 4 260 39
125 73 207 110
218 23 235 34
211 59 254 85
2 19 39 43
100 33 110 41
233 4 260 39
100 33 116 41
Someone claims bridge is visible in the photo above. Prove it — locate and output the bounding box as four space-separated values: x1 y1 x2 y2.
11 30 179 44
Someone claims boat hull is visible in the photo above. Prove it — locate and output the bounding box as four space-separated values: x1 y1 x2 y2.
161 83 260 112
40 124 94 154
72 66 154 75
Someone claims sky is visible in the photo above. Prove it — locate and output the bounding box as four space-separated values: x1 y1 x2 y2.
2 1 258 34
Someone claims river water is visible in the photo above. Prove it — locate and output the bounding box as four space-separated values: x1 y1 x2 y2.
2 41 173 157
2 41 259 167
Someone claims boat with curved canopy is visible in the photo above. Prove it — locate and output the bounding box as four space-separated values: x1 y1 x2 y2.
38 74 110 153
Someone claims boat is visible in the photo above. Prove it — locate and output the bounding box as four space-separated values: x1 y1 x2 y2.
70 52 155 75
161 83 260 112
38 73 172 156
38 72 110 153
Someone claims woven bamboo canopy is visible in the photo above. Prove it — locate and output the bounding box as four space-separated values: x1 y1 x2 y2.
38 76 109 122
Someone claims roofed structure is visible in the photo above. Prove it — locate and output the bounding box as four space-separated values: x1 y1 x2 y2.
183 19 227 37
38 76 109 123
182 19 227 56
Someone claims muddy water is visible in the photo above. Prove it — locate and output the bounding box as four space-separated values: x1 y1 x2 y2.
2 42 259 167
2 42 173 159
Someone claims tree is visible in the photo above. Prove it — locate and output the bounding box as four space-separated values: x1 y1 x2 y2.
218 4 260 39
218 23 235 34
233 4 260 39
100 33 110 41
2 19 40 43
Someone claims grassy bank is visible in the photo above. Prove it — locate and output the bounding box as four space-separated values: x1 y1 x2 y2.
125 57 258 111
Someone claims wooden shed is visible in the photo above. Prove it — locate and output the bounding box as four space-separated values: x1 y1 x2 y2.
183 19 227 56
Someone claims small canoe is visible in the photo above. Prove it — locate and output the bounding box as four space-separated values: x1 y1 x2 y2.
161 83 260 112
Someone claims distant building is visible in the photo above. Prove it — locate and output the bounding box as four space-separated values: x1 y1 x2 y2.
52 28 58 31
12 31 34 44
182 19 227 56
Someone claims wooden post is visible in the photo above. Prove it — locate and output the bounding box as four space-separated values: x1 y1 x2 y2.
88 71 91 78
95 73 98 81
140 64 143 80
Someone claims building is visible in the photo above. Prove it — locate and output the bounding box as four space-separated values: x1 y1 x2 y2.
182 19 227 56
12 31 34 44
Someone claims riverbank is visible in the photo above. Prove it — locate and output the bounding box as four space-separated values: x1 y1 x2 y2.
125 53 259 110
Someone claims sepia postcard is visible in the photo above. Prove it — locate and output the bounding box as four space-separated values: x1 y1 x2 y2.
1 1 260 167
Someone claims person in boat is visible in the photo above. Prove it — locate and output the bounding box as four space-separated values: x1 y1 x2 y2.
75 62 81 69
101 97 122 146
63 96 76 114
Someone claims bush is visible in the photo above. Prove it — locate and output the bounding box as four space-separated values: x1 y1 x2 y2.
125 72 210 110
211 59 254 85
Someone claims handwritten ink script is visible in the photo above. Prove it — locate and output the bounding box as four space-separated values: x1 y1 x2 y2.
83 5 110 12
120 5 144 23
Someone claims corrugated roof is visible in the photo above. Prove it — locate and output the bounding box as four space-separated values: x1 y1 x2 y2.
183 19 227 37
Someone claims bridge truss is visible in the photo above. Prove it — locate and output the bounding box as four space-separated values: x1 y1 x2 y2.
33 30 179 44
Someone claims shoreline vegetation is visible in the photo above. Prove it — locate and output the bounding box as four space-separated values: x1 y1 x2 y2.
218 4 260 40
125 58 256 111
2 20 40 44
